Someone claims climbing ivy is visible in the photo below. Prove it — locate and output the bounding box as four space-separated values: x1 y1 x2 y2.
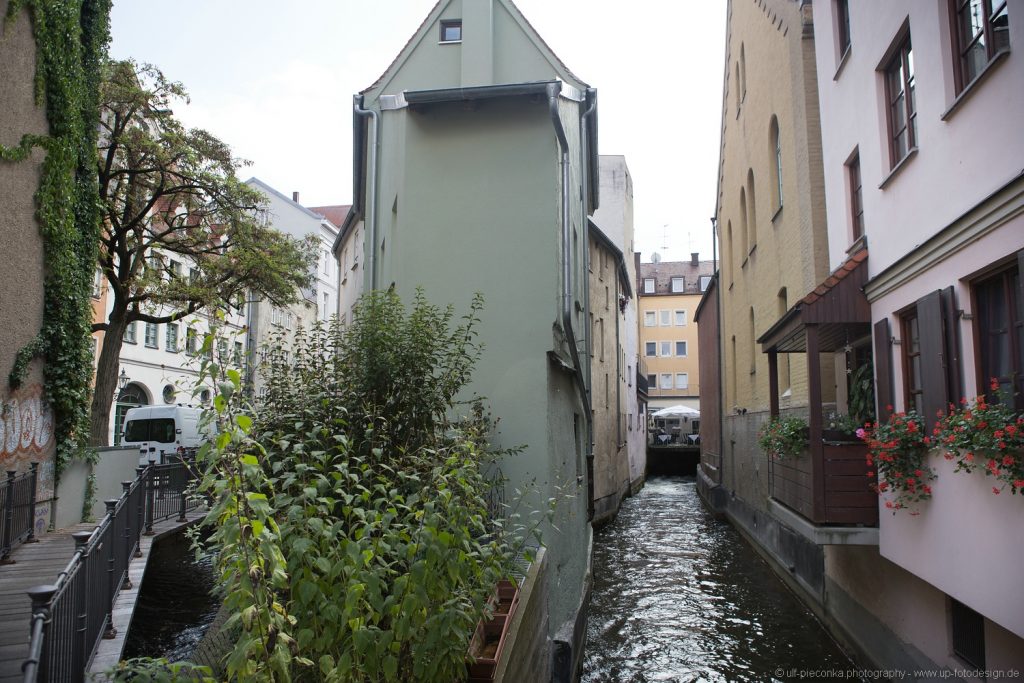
2 0 111 476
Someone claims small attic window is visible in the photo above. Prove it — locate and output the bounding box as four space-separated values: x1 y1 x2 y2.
440 20 462 43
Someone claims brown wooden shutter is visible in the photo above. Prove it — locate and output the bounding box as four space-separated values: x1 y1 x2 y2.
917 290 949 431
940 285 963 406
874 318 893 424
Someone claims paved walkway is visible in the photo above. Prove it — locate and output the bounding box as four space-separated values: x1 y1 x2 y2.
0 511 205 682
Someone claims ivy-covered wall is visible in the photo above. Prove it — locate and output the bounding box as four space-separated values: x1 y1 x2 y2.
0 0 111 496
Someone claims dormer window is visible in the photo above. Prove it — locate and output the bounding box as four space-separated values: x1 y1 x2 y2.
440 20 462 43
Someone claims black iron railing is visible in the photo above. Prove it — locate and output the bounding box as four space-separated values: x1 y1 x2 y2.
22 459 201 683
0 464 39 562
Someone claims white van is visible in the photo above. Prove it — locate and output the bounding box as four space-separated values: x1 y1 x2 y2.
121 405 206 465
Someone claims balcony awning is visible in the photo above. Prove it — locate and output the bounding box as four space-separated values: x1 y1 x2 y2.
758 249 871 353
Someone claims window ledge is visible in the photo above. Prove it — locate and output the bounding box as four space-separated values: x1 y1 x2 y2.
770 205 783 224
741 256 748 269
438 40 462 45
833 45 851 81
878 147 917 190
941 49 1011 122
845 233 867 256
748 243 757 257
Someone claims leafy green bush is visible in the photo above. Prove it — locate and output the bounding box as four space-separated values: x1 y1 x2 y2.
195 289 531 682
757 416 808 460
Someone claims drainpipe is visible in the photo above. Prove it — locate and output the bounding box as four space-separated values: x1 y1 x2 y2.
548 82 594 520
354 95 379 290
711 215 726 498
580 88 598 519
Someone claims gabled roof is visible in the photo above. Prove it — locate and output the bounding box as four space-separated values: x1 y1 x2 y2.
245 177 325 221
361 0 587 96
308 205 351 228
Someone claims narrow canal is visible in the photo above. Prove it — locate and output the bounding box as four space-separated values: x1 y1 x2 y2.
583 476 860 682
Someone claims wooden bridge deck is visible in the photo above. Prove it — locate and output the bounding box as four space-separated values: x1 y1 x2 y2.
0 511 205 682
0 523 96 683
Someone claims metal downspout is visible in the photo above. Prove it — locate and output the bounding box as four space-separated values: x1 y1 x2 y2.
547 82 593 521
580 89 598 521
354 95 379 290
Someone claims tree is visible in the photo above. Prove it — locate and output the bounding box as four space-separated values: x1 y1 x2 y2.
89 60 314 447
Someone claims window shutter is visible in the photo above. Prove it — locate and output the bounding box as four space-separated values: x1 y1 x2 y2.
916 290 949 432
940 286 963 405
874 318 893 423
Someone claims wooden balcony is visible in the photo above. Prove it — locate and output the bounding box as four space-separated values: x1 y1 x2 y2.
770 439 877 526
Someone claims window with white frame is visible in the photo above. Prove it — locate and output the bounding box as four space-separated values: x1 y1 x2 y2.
660 341 671 357
647 373 656 388
234 341 243 367
271 307 283 326
660 373 673 389
123 321 137 344
185 327 198 355
144 323 158 348
644 311 656 327
660 310 671 326
645 342 656 357
92 268 103 298
675 373 689 389
643 278 655 294
169 259 181 278
699 275 712 292
675 310 686 326
675 341 688 357
671 276 684 293
166 323 179 352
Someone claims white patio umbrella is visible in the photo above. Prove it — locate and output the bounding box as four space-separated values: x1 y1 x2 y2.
650 405 701 419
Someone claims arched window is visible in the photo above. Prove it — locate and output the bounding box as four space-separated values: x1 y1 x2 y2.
777 288 790 391
769 116 782 211
749 308 757 374
746 169 757 249
726 220 734 282
740 44 747 101
114 382 148 446
739 188 748 260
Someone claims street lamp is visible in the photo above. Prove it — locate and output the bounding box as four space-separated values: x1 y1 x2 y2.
116 368 130 397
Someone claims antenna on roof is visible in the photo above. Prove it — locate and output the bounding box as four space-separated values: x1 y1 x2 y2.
651 252 662 264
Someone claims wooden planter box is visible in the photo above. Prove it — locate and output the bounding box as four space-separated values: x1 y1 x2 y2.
466 580 521 682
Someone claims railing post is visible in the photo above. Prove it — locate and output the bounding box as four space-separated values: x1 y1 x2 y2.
144 461 155 536
122 481 135 587
26 463 39 543
134 467 146 555
1 471 15 563
103 499 119 640
22 584 58 682
177 465 188 522
72 531 93 677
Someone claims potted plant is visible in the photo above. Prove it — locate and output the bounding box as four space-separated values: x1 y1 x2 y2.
935 379 1024 495
757 416 808 460
823 411 862 442
858 409 934 513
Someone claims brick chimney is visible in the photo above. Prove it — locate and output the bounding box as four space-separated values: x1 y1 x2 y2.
691 252 699 266
292 191 300 203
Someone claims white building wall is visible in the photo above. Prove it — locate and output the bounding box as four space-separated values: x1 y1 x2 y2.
591 156 646 487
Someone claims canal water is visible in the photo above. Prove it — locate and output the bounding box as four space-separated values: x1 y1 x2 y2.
583 476 859 683
122 530 220 662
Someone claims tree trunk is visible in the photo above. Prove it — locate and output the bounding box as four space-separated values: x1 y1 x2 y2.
89 311 129 447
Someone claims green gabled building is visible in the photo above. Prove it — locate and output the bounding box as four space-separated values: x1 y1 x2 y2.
337 0 600 678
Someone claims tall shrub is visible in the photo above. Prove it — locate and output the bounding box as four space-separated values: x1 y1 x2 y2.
197 290 532 682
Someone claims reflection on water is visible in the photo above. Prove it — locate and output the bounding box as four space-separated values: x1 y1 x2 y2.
583 476 858 683
123 530 219 662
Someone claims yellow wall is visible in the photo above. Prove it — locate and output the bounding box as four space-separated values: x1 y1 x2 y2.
638 291 702 405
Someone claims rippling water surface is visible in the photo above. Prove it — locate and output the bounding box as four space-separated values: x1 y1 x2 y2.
123 530 220 662
583 476 856 683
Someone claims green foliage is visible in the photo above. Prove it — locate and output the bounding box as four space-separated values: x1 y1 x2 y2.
106 657 215 682
2 0 111 475
847 361 876 428
757 416 808 460
196 290 532 682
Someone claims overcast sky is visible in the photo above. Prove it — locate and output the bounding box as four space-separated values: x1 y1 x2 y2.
110 1 726 265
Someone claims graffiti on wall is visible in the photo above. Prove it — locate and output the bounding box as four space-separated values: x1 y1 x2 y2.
0 386 54 457
0 385 55 535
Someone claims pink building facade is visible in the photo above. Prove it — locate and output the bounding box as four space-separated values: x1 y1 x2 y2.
814 0 1024 673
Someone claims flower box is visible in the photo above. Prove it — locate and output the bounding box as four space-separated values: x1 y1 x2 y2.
466 579 521 682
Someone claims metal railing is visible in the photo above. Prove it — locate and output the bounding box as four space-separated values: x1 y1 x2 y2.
22 459 201 682
0 464 39 562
